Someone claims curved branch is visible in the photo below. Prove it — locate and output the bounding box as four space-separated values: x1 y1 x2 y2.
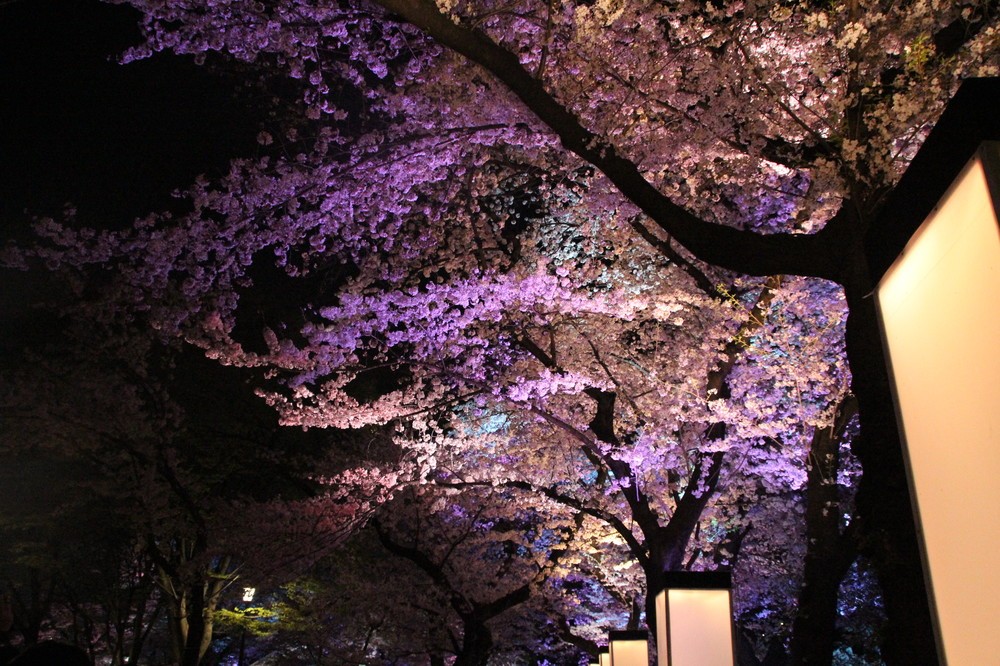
372 0 839 280
436 478 649 567
474 583 530 621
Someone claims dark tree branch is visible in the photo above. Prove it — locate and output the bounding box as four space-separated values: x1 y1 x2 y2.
933 0 1000 57
371 0 841 281
472 583 530 621
652 451 726 571
435 478 649 567
628 217 718 298
706 275 782 399
555 615 600 657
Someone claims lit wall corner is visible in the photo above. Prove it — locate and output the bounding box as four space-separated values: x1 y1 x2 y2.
874 140 1000 666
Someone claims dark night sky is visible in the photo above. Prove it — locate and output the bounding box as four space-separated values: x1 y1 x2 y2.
0 0 260 234
1 0 261 351
0 0 272 521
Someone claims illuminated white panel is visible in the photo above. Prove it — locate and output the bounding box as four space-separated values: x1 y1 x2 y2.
656 592 668 666
599 648 611 666
876 149 1000 665
610 631 649 666
656 587 734 666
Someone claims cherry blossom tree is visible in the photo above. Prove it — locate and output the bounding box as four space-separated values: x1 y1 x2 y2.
220 485 590 665
370 484 579 666
424 273 855 658
5 0 998 663
0 305 389 666
7 163 855 658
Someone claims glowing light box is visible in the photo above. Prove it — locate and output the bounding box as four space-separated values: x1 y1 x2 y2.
609 630 649 666
654 572 734 666
875 142 1000 665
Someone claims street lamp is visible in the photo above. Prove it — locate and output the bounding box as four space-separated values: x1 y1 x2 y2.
238 586 256 666
654 571 734 666
609 630 649 666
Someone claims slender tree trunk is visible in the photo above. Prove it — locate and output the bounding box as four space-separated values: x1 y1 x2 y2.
166 586 211 666
789 416 856 665
127 590 161 666
180 582 214 666
11 569 52 646
167 592 188 666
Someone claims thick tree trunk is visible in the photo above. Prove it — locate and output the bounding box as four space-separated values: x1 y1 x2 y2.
454 621 492 666
843 271 937 666
641 452 726 635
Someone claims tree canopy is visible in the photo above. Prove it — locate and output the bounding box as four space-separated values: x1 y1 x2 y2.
2 0 997 664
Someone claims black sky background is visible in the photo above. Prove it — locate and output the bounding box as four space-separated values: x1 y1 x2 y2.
1 0 261 231
0 0 268 528
1 0 263 352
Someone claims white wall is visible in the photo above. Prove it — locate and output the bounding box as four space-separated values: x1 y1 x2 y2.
876 147 1000 665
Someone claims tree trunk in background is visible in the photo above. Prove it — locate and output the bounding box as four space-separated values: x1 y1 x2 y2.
454 621 492 666
790 412 857 665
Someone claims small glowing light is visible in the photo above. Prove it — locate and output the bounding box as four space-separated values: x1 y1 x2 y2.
242 587 256 602
609 630 649 666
